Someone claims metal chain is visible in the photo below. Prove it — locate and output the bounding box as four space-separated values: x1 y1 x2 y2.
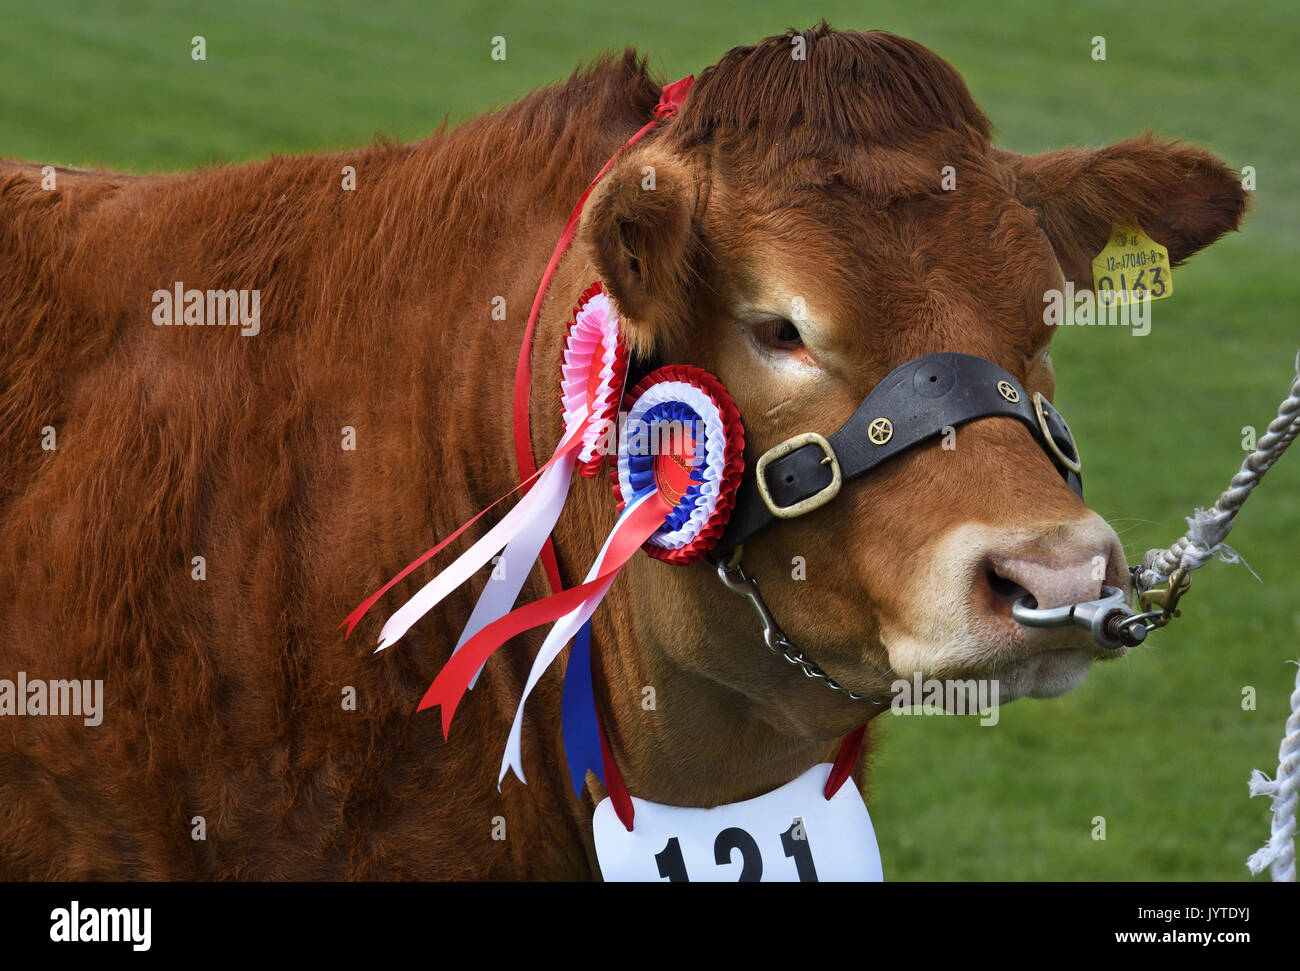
770 630 874 701
715 558 884 705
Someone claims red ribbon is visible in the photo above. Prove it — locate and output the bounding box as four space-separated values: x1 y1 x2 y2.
505 77 693 831
825 725 867 800
597 707 635 831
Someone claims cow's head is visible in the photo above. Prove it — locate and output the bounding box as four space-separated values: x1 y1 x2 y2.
574 27 1245 737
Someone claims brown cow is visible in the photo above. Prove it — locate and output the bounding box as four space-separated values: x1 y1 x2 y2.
0 25 1245 879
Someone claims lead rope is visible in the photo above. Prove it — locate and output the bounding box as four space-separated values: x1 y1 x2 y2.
1131 354 1300 882
1247 663 1299 882
1133 354 1300 593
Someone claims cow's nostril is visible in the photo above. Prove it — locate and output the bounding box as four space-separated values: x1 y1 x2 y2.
986 568 1034 606
970 520 1127 633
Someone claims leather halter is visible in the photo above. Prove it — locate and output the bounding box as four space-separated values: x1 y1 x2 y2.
719 352 1083 553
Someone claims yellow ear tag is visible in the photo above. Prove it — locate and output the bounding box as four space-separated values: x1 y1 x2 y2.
1091 224 1173 306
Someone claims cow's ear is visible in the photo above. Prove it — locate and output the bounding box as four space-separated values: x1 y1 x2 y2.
581 148 704 357
998 135 1248 287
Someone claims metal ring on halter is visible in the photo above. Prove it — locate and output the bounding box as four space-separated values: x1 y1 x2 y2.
1010 585 1146 650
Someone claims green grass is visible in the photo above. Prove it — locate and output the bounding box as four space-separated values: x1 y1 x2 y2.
3 0 1296 880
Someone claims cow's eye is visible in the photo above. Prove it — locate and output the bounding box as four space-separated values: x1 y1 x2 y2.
751 316 804 350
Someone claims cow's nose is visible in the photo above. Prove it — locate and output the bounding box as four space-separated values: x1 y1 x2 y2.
975 515 1128 620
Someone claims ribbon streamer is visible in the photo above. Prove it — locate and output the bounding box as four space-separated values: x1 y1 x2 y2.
339 464 542 640
452 449 580 690
561 620 604 796
352 286 627 657
499 492 662 786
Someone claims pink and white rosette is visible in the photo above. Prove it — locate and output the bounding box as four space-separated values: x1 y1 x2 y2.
560 282 628 477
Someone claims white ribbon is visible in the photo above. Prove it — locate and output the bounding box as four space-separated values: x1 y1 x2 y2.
453 449 578 690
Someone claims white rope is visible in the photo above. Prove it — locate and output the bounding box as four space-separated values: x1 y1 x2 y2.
1131 353 1300 882
1134 353 1300 591
1246 661 1299 882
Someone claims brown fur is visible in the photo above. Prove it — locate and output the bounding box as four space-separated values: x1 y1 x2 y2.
0 27 1245 879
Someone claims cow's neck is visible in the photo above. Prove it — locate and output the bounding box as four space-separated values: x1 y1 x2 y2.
592 590 858 807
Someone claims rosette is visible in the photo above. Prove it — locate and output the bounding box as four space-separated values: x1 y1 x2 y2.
612 365 745 564
559 282 628 476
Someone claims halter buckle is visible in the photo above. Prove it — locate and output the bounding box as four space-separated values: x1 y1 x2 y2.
755 432 842 519
1032 392 1082 474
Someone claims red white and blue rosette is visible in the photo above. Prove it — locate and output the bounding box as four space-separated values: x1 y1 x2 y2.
560 282 628 476
612 365 745 564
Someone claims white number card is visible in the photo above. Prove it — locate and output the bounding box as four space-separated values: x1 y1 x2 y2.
593 763 883 882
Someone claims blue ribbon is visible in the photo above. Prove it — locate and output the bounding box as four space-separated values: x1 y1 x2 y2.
564 400 706 798
561 619 605 797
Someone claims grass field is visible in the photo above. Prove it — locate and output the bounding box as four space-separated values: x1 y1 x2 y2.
3 0 1296 880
